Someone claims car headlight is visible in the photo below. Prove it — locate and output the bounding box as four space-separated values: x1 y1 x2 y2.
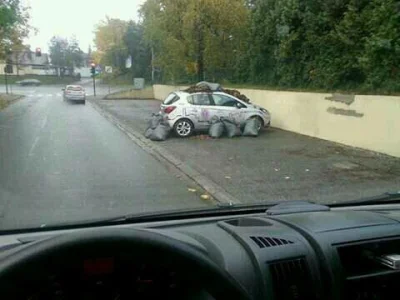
260 108 269 114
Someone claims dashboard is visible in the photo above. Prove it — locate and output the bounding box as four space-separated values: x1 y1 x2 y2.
2 203 400 299
21 257 193 300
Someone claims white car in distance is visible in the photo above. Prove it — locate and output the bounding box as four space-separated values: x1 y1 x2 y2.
161 91 271 137
62 85 86 104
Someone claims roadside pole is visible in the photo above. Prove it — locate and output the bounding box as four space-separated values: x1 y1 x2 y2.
92 75 96 97
105 66 113 95
4 71 9 94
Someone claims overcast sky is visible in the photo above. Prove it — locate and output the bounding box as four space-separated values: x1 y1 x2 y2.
24 0 145 53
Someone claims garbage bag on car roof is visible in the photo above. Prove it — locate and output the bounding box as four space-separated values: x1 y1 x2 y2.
243 118 261 137
196 81 222 92
222 118 242 138
209 117 225 138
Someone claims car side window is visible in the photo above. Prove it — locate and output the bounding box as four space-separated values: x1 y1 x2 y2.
188 94 213 106
212 95 239 107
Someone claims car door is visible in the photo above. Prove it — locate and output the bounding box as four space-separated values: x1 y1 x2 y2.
186 93 217 129
211 94 247 125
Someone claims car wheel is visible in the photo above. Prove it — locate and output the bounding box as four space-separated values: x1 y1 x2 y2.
82 100 86 105
174 119 194 137
250 116 264 131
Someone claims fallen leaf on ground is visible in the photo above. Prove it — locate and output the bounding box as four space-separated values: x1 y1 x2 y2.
274 168 280 172
305 169 310 172
285 176 291 180
201 194 210 200
188 188 197 193
225 176 232 179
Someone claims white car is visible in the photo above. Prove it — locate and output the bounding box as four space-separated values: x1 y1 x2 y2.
62 85 86 104
161 91 271 137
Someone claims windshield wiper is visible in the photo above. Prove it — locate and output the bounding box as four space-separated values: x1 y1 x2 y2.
329 191 400 207
0 202 280 235
109 202 276 223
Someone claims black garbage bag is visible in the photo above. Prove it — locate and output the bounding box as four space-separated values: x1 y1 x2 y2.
149 123 171 141
222 119 242 138
209 120 225 138
144 128 153 139
243 118 261 137
148 113 164 129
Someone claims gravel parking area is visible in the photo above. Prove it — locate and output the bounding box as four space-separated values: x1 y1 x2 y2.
92 99 400 205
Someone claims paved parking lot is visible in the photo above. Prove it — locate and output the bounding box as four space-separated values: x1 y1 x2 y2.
91 99 400 205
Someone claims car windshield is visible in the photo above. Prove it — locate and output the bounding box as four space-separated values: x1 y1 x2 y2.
67 86 83 91
0 0 399 231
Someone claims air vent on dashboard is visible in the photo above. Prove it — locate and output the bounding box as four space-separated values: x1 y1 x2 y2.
269 258 315 300
250 236 294 248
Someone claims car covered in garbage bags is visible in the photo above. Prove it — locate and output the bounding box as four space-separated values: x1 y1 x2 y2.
160 90 271 137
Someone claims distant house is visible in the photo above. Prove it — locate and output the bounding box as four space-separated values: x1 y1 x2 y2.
73 52 92 78
1 50 92 77
0 50 56 76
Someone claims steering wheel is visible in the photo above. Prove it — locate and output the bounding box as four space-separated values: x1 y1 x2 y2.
0 228 250 299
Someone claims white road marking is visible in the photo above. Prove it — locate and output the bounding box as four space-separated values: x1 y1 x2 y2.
47 94 52 97
56 93 61 97
41 115 48 129
37 94 43 97
28 136 40 156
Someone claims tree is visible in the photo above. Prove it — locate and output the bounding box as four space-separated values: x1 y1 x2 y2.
139 0 400 92
0 0 33 59
123 21 151 79
93 18 129 70
140 0 249 83
49 36 83 76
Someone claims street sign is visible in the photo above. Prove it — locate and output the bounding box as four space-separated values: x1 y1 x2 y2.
105 66 113 74
125 56 132 69
133 78 145 90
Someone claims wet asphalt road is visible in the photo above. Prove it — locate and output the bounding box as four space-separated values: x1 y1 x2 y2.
95 99 400 205
0 85 210 230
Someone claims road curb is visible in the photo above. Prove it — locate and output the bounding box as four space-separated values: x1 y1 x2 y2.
0 94 24 110
88 99 241 205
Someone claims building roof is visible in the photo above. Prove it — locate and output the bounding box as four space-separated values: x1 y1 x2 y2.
10 51 49 66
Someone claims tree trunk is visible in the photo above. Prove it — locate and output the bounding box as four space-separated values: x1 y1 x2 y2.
151 46 155 83
196 22 205 82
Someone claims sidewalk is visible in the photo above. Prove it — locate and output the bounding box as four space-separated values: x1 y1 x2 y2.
90 98 400 205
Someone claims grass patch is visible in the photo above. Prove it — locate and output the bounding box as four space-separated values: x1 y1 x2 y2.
100 73 133 86
0 75 77 85
104 86 154 100
0 93 23 110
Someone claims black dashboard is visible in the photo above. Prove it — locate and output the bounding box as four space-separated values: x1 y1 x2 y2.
2 203 400 299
